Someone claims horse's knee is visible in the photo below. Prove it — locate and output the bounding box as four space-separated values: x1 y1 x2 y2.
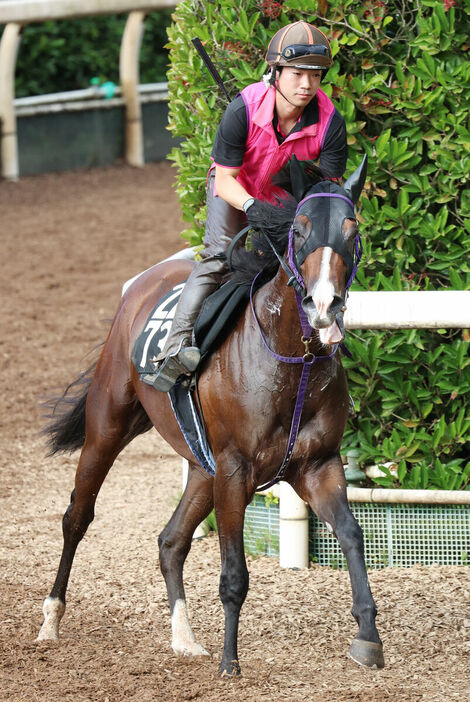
158 530 190 578
158 531 172 575
219 564 249 609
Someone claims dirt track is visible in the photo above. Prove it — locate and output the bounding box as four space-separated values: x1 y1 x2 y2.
1 162 469 701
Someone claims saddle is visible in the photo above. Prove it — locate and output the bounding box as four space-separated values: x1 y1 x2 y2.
194 279 251 360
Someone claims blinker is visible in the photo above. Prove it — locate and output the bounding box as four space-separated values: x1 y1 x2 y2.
294 183 356 280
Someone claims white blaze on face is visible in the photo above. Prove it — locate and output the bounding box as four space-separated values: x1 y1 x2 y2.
312 247 335 321
171 599 210 657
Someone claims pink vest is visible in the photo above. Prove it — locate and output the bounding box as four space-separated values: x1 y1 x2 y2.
236 82 336 203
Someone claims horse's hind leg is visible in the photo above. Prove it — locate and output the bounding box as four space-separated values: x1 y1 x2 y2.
158 463 214 657
37 380 139 641
291 457 384 669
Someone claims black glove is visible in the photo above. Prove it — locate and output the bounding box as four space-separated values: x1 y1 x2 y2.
244 198 265 231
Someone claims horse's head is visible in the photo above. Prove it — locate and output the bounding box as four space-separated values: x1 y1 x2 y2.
288 155 367 344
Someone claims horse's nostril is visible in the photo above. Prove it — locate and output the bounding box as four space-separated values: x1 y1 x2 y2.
330 295 345 315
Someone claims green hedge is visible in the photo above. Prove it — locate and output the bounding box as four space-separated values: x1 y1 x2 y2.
12 12 171 97
166 0 470 490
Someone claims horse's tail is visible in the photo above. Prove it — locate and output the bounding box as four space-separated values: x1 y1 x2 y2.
42 360 97 456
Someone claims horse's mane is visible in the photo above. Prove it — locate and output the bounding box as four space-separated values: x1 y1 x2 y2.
229 159 326 287
229 198 297 287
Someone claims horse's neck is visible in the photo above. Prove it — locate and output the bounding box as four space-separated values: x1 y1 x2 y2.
254 268 324 360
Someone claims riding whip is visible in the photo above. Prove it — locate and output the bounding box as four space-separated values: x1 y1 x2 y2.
191 37 232 104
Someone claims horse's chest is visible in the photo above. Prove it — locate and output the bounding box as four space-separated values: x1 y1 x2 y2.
252 382 345 466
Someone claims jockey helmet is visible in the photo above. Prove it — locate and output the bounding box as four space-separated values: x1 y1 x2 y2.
266 21 333 71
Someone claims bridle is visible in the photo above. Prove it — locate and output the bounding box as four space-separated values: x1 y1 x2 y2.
285 190 362 295
257 189 363 347
251 189 363 491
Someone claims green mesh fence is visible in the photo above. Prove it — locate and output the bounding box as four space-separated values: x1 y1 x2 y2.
244 499 470 568
244 495 280 557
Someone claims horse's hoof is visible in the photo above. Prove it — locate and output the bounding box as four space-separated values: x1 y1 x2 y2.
36 626 59 642
349 638 384 669
173 642 210 657
219 660 241 678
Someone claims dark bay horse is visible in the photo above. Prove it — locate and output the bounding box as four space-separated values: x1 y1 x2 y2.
36 156 384 675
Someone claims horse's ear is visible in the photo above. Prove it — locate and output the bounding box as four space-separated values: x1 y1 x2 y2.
290 155 313 202
343 154 368 204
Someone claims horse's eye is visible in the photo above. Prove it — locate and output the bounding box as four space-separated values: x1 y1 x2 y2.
293 214 310 238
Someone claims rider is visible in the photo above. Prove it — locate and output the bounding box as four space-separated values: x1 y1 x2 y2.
152 20 348 392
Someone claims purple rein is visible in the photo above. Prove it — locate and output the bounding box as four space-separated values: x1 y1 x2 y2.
251 192 362 492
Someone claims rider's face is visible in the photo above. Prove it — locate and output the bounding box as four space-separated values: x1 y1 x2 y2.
277 67 322 108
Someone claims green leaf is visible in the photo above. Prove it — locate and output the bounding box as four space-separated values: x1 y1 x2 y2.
375 129 391 159
348 14 363 32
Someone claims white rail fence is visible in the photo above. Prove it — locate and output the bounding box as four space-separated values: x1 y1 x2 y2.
182 289 470 562
0 0 179 180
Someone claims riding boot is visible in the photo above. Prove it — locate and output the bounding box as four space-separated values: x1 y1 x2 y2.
150 254 229 392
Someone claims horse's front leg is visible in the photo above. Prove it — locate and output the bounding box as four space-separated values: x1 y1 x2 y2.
291 456 384 669
158 462 214 658
214 459 253 677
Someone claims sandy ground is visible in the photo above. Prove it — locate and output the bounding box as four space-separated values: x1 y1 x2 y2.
0 161 469 702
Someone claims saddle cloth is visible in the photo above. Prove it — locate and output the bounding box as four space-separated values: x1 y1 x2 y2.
131 279 250 375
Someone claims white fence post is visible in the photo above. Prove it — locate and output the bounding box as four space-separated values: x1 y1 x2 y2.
345 290 470 329
0 23 21 180
120 11 146 167
0 1 180 180
279 482 309 569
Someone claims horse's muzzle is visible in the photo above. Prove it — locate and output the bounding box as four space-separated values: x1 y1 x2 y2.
302 294 344 329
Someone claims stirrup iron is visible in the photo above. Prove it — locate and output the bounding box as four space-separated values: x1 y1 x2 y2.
150 342 200 392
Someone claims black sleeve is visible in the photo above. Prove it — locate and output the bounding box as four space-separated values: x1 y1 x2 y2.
319 110 348 179
210 96 248 168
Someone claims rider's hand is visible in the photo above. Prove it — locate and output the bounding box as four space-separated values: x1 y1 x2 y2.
244 198 265 231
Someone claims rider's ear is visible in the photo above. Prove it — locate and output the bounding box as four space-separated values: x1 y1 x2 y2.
289 155 313 202
343 154 368 204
